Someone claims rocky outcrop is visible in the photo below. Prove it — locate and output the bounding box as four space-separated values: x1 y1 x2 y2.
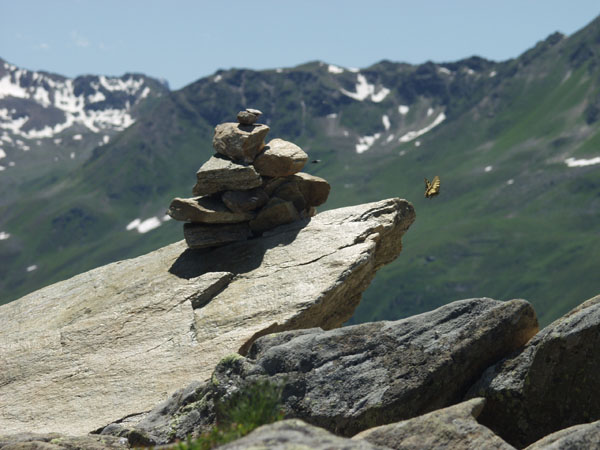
0 197 415 436
170 109 328 248
353 398 515 450
0 433 128 450
525 420 600 450
218 419 389 450
207 297 537 437
467 294 600 448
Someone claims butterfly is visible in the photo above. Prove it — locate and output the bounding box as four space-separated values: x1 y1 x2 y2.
424 176 441 199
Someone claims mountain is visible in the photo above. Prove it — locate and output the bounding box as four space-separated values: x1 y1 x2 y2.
1 16 600 327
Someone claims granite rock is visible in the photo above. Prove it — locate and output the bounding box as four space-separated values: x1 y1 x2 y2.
192 155 262 197
525 420 600 450
253 139 309 177
213 122 269 163
168 196 254 223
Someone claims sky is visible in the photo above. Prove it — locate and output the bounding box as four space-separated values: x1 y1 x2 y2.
1 1 599 90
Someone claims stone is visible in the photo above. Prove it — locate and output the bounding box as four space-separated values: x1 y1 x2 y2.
209 297 538 437
213 122 269 163
353 398 515 450
466 293 600 448
221 188 269 213
290 172 330 206
272 182 306 212
0 198 415 436
253 138 308 177
249 198 300 234
217 419 389 450
192 155 262 197
525 420 600 449
168 196 254 223
183 222 251 249
237 108 262 126
0 433 128 450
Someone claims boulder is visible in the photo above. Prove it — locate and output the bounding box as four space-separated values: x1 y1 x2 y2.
183 222 252 249
353 398 515 450
237 108 262 126
221 188 269 213
249 198 300 234
192 155 262 197
0 198 415 436
0 433 128 450
168 196 254 223
209 297 538 437
213 122 270 163
218 419 389 450
253 138 309 177
466 294 600 448
525 420 600 449
291 172 330 206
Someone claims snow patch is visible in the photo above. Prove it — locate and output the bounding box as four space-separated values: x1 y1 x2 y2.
213 74 222 83
507 179 514 185
565 156 600 167
0 149 5 159
126 216 162 233
382 114 390 130
326 113 338 119
8 161 15 167
88 91 106 103
438 67 451 75
70 152 75 159
398 112 446 143
26 264 38 272
386 134 395 143
328 64 344 74
415 140 421 147
0 231 10 240
341 74 390 103
356 133 381 154
399 105 409 115
427 108 434 117
0 165 5 171
485 165 493 172
489 70 497 78
73 134 82 141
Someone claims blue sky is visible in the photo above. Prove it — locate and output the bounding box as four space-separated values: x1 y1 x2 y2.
1 1 599 90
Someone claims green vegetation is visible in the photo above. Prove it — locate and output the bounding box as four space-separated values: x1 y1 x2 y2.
173 380 284 450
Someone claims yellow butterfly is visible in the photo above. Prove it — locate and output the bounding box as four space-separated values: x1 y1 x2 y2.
424 176 440 199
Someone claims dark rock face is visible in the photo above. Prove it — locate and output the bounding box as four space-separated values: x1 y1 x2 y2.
210 298 538 437
467 294 600 448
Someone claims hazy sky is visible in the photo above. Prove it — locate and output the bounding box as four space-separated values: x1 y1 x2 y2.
1 1 599 90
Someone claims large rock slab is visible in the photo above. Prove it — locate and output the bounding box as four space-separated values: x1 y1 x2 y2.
353 398 515 450
192 155 262 196
168 196 254 223
0 198 415 436
213 122 269 163
209 297 538 437
0 433 128 450
525 420 600 449
218 419 389 450
467 294 600 448
253 138 309 177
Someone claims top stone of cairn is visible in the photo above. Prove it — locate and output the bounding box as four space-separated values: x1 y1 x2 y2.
237 108 262 125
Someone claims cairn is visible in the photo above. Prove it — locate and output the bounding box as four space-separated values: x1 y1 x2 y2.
167 108 331 249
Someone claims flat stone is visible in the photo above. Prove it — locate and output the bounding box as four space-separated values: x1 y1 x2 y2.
0 433 128 450
219 419 387 450
253 138 309 177
213 122 269 163
0 198 415 436
354 398 515 449
221 188 269 213
467 293 600 448
290 172 330 206
192 155 262 197
168 196 254 223
525 420 600 449
210 297 538 437
183 222 251 248
249 198 300 234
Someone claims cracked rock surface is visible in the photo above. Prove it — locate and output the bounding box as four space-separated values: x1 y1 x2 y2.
0 198 415 436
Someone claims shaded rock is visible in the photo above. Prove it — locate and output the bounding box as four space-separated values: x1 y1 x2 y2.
0 198 415 435
466 294 600 448
210 297 538 437
221 188 269 213
192 155 262 197
353 398 515 450
168 196 254 223
183 222 252 249
218 419 389 450
249 198 300 234
0 433 128 450
262 177 288 196
253 139 308 177
525 420 600 449
237 108 262 125
213 122 269 163
291 172 330 206
273 182 306 212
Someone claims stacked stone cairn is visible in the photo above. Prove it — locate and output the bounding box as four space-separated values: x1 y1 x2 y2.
167 108 331 249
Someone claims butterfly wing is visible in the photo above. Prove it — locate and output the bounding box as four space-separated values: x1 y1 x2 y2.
432 176 440 191
425 176 440 198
